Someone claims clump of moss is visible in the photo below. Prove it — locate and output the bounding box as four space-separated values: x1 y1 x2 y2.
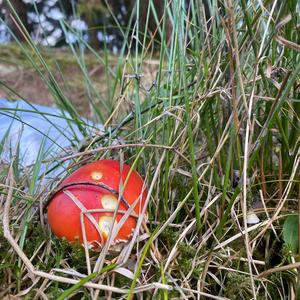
224 273 252 299
24 223 48 254
0 228 14 286
177 242 199 276
160 227 180 248
46 237 89 273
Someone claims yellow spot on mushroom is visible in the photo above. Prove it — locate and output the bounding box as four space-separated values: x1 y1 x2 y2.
91 171 103 181
99 216 116 238
101 194 118 210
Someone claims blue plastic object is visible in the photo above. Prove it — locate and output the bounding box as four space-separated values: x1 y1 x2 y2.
0 98 102 182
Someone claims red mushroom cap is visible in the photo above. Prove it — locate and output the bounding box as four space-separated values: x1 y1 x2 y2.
47 160 147 249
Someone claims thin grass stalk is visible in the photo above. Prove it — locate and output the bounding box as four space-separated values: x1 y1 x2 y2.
177 1 201 233
126 226 159 300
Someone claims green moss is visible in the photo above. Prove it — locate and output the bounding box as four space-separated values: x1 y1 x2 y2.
177 242 201 276
224 273 252 299
0 231 13 282
160 227 180 248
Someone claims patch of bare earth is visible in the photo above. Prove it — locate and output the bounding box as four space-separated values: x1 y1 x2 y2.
0 62 104 117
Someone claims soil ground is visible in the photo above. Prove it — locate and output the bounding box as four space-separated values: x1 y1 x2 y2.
0 44 106 117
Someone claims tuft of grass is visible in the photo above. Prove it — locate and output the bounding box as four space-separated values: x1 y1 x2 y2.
0 0 299 299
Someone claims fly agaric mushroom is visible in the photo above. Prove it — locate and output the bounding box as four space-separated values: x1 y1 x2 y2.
47 160 147 249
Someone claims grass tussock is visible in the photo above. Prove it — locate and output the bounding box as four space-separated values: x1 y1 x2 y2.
0 0 300 299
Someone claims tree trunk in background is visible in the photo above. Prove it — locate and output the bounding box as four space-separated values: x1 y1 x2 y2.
4 0 31 41
127 0 171 47
85 15 100 49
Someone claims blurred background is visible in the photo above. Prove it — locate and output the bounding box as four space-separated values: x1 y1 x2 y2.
0 0 168 116
0 0 166 49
